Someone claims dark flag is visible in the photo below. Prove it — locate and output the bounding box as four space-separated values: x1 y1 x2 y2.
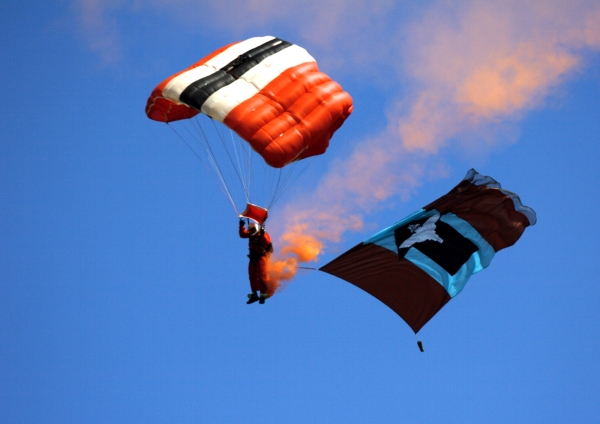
320 169 536 334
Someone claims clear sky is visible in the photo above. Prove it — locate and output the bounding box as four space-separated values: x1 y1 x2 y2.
2 1 600 423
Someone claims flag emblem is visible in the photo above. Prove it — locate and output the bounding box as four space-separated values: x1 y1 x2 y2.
394 214 478 276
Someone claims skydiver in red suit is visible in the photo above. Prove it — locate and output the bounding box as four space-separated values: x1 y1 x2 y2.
239 219 274 304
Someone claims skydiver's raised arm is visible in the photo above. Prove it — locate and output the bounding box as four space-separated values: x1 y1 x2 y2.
239 219 250 238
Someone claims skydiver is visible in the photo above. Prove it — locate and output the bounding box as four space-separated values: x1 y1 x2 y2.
239 219 274 304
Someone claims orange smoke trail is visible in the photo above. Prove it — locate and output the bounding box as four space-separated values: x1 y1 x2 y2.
239 0 600 296
265 225 324 294
265 211 365 293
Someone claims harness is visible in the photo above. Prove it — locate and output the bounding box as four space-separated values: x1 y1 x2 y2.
248 237 269 263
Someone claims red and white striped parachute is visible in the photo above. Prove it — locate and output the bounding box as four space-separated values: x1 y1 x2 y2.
146 36 353 168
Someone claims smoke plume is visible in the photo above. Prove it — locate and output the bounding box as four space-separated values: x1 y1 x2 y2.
71 0 600 291
265 0 600 291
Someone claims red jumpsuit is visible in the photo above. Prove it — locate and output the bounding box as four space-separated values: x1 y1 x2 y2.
239 225 273 294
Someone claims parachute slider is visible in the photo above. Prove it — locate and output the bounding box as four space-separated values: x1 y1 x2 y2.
239 203 269 225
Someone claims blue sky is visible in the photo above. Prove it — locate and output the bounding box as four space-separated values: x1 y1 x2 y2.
1 1 600 423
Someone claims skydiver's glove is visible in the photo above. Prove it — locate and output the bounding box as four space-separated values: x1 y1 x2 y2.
239 219 245 227
260 226 265 236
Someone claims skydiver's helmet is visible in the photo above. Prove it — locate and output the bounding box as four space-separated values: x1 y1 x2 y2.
248 222 260 236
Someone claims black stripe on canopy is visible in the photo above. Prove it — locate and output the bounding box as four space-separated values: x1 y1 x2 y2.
179 38 292 112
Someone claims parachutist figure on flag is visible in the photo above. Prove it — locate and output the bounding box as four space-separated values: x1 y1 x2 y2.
239 219 274 304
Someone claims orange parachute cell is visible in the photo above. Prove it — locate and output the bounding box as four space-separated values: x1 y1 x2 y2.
145 36 353 168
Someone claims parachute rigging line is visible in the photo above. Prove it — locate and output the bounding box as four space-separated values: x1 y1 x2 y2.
190 118 238 197
183 120 229 189
192 119 250 212
169 121 237 212
167 122 238 215
168 115 314 216
228 127 250 203
247 136 253 200
210 118 249 202
268 157 314 209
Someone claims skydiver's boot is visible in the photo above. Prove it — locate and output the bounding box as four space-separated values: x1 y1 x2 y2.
259 293 270 304
247 293 259 304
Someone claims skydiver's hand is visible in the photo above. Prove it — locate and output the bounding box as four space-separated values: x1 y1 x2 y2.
239 219 245 227
260 226 265 236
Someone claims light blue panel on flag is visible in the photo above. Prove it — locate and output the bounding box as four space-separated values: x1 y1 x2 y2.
404 248 480 298
365 210 496 298
439 213 495 273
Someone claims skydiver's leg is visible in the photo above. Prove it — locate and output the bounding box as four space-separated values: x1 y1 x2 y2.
247 261 259 304
257 257 270 304
248 260 258 293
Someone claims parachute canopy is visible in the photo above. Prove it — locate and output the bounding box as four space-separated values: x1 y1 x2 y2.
320 169 537 333
146 36 353 168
